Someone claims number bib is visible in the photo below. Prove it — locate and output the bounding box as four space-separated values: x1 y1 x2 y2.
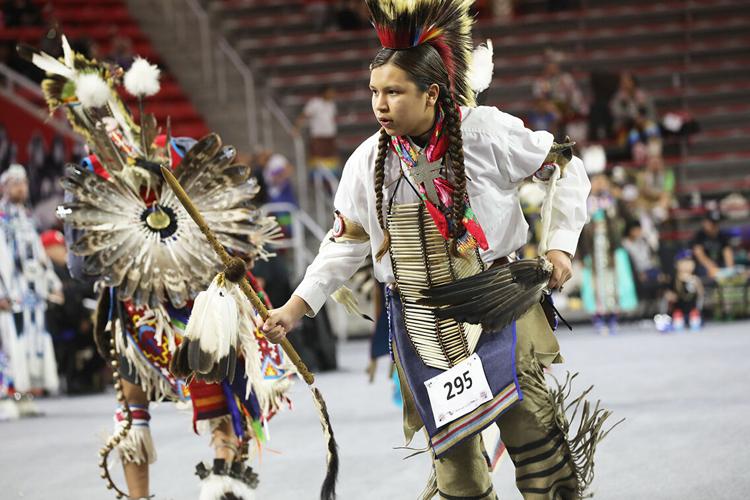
424 353 493 428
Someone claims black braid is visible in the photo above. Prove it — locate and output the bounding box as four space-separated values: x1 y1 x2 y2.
441 92 467 256
374 128 391 261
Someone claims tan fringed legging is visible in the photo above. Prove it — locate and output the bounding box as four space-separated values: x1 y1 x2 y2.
396 304 580 500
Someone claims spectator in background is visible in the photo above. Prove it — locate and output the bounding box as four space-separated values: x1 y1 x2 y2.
295 85 340 178
245 150 269 205
637 144 674 224
532 49 587 140
263 151 296 205
622 219 663 314
619 182 659 249
256 148 296 237
3 0 43 27
304 0 334 32
610 72 661 164
25 131 45 204
41 229 101 394
32 134 65 229
587 71 619 142
666 249 704 330
0 125 17 172
0 165 62 396
86 40 103 62
335 0 367 30
40 134 65 197
527 97 560 135
622 219 659 277
488 0 514 19
108 32 134 69
692 210 734 279
580 171 638 334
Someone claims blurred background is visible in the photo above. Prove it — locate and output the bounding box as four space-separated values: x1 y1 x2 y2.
0 1 749 498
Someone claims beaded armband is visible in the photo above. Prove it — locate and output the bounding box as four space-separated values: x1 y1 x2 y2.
329 210 369 243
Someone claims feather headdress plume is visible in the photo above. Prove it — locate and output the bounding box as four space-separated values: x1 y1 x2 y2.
365 0 476 106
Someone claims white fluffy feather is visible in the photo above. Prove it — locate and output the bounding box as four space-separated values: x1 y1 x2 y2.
581 144 607 175
75 72 111 108
124 57 161 97
199 473 256 500
61 34 74 69
468 39 494 94
0 400 20 421
519 181 546 208
185 276 239 359
28 50 75 80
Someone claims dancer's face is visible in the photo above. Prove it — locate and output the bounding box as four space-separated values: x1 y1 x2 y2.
370 63 439 138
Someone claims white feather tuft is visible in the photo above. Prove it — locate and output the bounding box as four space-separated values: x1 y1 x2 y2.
124 57 161 97
75 72 111 108
468 39 494 95
331 286 366 318
28 51 76 80
185 276 239 360
61 35 74 69
519 181 547 208
0 400 20 421
581 144 607 175
199 473 256 500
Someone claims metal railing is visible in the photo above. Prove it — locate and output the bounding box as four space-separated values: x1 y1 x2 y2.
262 201 327 281
127 0 354 336
262 201 361 340
138 0 336 248
217 38 259 146
263 98 310 218
156 0 260 148
152 0 316 216
311 168 340 228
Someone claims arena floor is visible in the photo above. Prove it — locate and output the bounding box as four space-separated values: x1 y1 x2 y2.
2 320 749 500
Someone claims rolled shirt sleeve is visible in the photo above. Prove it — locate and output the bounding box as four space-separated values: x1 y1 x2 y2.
491 108 590 256
293 235 371 316
545 155 591 256
500 110 555 184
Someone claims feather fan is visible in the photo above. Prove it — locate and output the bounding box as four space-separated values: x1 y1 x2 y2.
419 257 553 332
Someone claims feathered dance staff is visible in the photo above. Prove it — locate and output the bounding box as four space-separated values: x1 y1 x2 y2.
162 166 339 500
20 35 338 500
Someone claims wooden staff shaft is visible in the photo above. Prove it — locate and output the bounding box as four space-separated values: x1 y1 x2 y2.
161 166 314 385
